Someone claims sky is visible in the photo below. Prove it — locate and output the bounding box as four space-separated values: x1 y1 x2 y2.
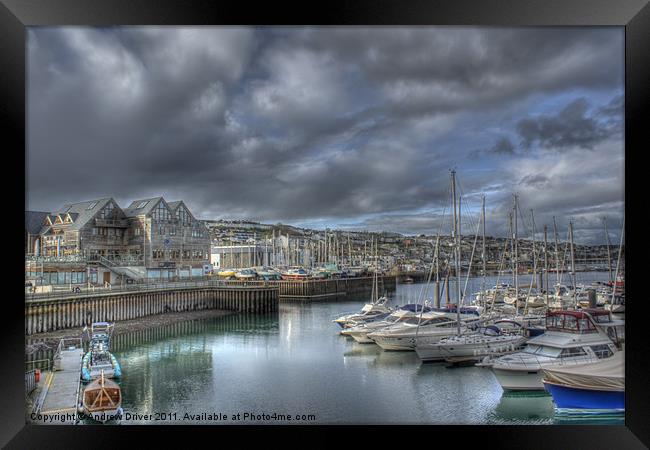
26 27 625 244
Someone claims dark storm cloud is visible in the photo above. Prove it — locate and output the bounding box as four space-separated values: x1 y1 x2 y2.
516 97 621 150
488 137 517 155
27 27 624 243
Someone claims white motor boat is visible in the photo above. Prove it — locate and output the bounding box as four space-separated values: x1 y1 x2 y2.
416 324 527 362
488 309 619 391
368 308 481 351
332 297 391 328
344 304 431 343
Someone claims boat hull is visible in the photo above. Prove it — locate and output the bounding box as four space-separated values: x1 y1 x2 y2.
350 331 375 343
543 382 624 410
492 367 544 391
415 345 446 362
370 335 415 351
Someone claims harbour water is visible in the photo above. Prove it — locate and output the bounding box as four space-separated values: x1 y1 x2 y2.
105 273 622 425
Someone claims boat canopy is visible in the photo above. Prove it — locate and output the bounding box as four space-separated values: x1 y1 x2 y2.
542 351 624 391
545 310 598 334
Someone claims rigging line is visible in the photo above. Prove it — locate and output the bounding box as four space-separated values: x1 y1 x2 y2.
461 204 482 306
416 233 440 334
610 213 625 303
416 180 451 307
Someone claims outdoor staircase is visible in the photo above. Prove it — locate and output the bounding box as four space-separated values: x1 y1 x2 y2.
94 255 146 281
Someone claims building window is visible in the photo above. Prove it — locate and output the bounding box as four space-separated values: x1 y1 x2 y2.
177 206 191 225
169 226 176 236
134 227 141 236
99 202 115 219
152 202 170 221
86 201 99 210
136 200 149 209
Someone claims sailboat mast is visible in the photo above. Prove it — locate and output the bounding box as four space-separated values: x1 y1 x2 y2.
603 217 613 283
481 195 486 295
569 221 577 308
513 194 519 315
526 209 536 313
611 215 625 303
544 225 549 305
552 216 560 285
509 211 514 288
451 170 461 335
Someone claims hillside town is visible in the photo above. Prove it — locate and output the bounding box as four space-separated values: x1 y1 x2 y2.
25 197 623 291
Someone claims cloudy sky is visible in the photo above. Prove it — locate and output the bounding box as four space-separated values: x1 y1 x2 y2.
27 27 624 243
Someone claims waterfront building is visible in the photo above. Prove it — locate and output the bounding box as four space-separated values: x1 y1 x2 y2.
25 196 211 285
124 198 211 278
25 211 50 255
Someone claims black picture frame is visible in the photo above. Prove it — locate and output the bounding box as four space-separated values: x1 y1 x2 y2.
2 0 648 447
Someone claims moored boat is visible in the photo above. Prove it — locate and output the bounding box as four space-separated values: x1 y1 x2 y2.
542 351 624 410
217 269 237 279
81 371 123 423
488 310 620 391
281 267 310 280
81 343 122 381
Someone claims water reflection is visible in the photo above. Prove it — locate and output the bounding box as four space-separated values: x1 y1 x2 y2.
488 391 555 424
32 275 620 424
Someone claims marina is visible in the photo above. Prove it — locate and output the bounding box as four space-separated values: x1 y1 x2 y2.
19 24 631 436
25 273 624 425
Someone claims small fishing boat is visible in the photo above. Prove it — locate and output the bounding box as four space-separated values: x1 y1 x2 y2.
82 371 123 423
542 351 624 410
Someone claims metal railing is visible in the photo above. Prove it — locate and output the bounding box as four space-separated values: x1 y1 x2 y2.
26 358 53 372
25 278 278 302
26 255 87 264
26 370 37 396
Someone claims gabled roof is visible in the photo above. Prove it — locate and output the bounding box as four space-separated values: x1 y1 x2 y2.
51 198 114 230
25 211 50 235
166 201 182 211
166 200 196 221
123 197 165 217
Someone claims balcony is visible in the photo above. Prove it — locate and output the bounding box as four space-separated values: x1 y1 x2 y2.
94 218 129 227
